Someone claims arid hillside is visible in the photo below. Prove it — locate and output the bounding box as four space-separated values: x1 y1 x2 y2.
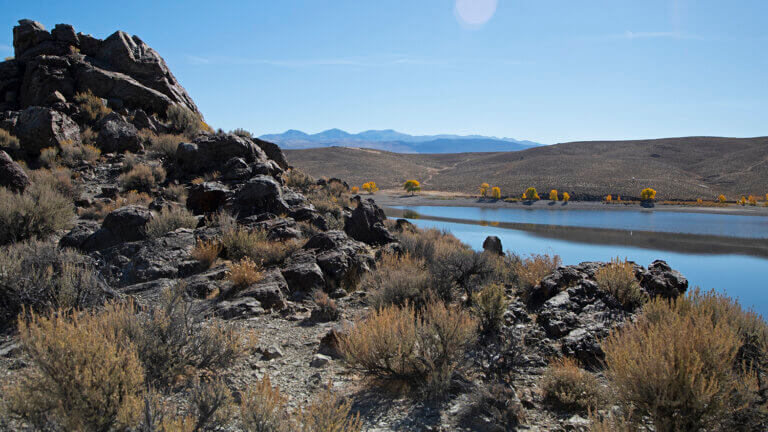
285 136 768 200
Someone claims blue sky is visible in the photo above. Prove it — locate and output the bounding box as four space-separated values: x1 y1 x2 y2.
2 0 767 143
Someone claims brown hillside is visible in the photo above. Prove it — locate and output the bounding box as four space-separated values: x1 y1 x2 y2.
284 137 768 200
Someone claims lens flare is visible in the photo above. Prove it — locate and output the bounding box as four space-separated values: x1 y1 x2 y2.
454 0 498 27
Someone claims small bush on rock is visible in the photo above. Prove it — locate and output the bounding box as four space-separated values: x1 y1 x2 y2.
513 253 561 291
73 90 111 123
542 356 606 412
79 191 152 221
163 183 188 203
145 206 198 238
340 301 477 392
119 163 166 192
27 166 79 199
227 258 264 289
166 105 203 137
191 239 222 269
312 290 340 321
0 183 74 245
0 128 20 151
284 169 315 193
148 132 185 159
222 227 299 266
594 258 647 309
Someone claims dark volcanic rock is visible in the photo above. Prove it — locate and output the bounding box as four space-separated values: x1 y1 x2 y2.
59 220 101 249
639 259 688 298
186 181 230 215
234 269 289 310
96 112 142 153
281 249 325 299
82 205 153 251
305 231 374 291
175 134 267 176
233 175 290 217
20 55 75 107
14 106 80 156
482 235 503 255
13 20 51 59
344 197 396 246
0 150 30 192
252 138 289 170
214 298 264 319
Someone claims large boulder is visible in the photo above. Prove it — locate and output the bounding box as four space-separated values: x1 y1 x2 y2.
19 55 75 108
96 112 142 153
12 20 51 59
252 138 289 170
638 260 688 298
0 150 30 192
186 181 230 215
175 134 268 176
232 175 290 217
14 106 80 156
82 205 153 251
96 31 199 114
344 197 396 245
281 250 325 299
482 235 503 255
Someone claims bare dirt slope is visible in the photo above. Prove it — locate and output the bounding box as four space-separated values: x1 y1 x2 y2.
285 137 768 200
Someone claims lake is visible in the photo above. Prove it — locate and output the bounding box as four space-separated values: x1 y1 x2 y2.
387 205 768 316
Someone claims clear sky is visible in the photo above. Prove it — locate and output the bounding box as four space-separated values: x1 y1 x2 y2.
2 0 766 143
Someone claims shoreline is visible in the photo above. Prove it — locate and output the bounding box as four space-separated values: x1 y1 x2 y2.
373 192 768 217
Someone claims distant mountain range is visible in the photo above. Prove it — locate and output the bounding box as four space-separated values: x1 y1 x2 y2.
259 129 543 153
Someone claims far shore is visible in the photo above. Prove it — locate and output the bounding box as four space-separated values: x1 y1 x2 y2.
372 191 768 217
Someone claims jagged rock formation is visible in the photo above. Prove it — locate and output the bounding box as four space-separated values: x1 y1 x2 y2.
2 19 198 115
0 150 29 192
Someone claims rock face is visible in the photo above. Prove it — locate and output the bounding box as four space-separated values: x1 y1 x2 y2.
0 150 30 192
1 20 198 116
232 175 290 217
252 138 289 170
13 106 80 156
81 205 153 251
96 112 142 153
344 197 396 246
175 134 268 176
186 182 230 215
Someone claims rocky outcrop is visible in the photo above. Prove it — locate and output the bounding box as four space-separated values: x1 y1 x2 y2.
344 197 396 246
2 20 198 116
13 106 80 156
281 249 325 299
252 138 289 170
0 150 30 192
81 205 153 251
232 175 290 217
304 230 374 293
175 134 267 176
95 112 142 153
186 181 230 215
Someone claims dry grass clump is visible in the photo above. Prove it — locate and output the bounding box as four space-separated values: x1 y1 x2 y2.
594 257 647 309
3 309 145 431
0 240 104 327
191 239 222 269
284 168 315 193
430 246 495 303
119 163 166 192
227 257 264 289
221 226 300 266
602 291 755 431
163 183 188 203
59 140 101 166
395 227 465 266
0 128 20 151
541 356 606 412
166 105 203 137
27 166 79 199
513 253 561 290
340 301 477 392
312 290 340 321
362 253 432 309
79 190 152 220
238 377 361 432
145 206 198 238
471 283 508 334
73 90 111 123
147 132 185 159
0 183 74 245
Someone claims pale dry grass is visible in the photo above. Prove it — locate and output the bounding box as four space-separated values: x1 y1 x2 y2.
191 239 222 269
594 257 647 309
227 258 264 288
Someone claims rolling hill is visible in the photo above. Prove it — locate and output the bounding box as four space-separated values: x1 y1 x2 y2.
284 136 768 200
260 128 541 153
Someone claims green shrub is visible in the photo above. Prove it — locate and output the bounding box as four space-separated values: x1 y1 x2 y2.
471 283 508 334
145 206 198 238
603 293 744 431
166 105 202 137
340 301 477 392
0 183 74 245
119 163 166 192
0 241 104 327
594 258 646 309
2 308 144 431
362 253 432 309
542 356 606 412
73 90 111 123
0 128 20 151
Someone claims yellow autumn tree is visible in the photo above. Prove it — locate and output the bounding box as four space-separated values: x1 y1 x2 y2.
718 194 727 203
739 196 747 205
549 190 558 201
640 188 657 201
403 180 421 195
562 192 570 202
479 183 490 197
362 181 378 194
523 187 539 201
351 186 359 194
748 195 757 206
605 194 612 203
491 186 501 199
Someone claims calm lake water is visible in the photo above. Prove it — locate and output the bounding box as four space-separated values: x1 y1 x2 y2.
389 205 768 316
